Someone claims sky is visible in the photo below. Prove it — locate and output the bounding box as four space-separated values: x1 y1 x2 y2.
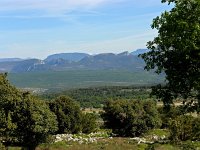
0 0 172 59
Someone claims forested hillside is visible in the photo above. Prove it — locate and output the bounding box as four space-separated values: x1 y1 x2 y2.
40 86 152 108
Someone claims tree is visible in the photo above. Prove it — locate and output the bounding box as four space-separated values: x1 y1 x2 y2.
81 113 98 134
140 0 200 111
102 100 161 137
0 73 58 150
0 73 22 146
15 95 58 150
169 115 200 142
49 96 82 134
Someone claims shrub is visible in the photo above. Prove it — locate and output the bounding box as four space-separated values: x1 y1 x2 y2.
180 141 197 150
81 113 98 134
169 115 200 142
158 106 182 128
102 99 161 137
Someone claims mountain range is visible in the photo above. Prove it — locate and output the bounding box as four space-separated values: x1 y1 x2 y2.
0 49 149 73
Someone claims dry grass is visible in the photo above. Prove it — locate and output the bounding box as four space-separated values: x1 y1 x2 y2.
82 108 103 114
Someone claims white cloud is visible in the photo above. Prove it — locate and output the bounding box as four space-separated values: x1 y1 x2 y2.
0 0 169 19
0 0 121 20
0 0 168 14
0 0 118 12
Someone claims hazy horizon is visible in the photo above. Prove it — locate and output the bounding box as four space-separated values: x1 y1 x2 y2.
0 49 145 60
0 0 171 59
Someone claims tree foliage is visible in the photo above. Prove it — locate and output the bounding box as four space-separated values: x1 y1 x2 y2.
0 141 6 150
49 96 82 134
158 106 183 128
0 73 58 149
169 115 200 142
102 99 161 137
41 86 151 108
140 0 200 110
14 95 58 149
81 113 98 134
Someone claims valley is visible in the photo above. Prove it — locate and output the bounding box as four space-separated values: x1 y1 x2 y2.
8 70 164 90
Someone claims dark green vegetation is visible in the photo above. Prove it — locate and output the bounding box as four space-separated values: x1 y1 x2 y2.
49 96 82 134
8 70 164 89
48 96 97 134
140 0 200 110
169 115 200 142
0 73 58 150
102 100 161 137
81 113 98 134
0 73 98 150
41 86 152 108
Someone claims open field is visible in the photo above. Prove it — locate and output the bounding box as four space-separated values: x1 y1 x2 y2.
7 70 164 90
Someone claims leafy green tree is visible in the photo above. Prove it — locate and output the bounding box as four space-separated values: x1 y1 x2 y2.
15 95 58 150
140 0 200 111
169 115 200 142
49 96 82 134
0 73 58 150
0 73 21 145
157 106 183 128
102 100 161 137
81 113 98 134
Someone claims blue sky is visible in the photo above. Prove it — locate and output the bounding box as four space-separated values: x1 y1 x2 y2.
0 0 171 59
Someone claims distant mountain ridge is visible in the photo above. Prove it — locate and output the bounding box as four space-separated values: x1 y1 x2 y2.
45 53 90 63
78 52 144 70
131 49 150 55
0 49 148 73
0 58 24 62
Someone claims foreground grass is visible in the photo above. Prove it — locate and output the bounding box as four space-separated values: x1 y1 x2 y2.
7 138 200 150
36 138 184 150
38 139 200 150
7 130 200 150
39 138 145 150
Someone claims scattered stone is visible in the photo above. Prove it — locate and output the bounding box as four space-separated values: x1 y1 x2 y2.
54 132 108 144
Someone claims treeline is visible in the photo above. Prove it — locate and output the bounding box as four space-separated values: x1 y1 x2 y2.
40 86 153 108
